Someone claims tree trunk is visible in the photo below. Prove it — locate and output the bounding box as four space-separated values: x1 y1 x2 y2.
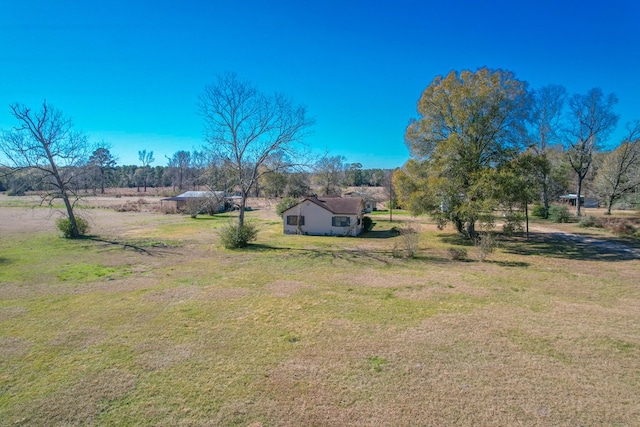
525 199 529 240
465 221 477 241
542 174 549 214
44 140 80 238
61 191 80 238
238 192 247 228
576 178 583 217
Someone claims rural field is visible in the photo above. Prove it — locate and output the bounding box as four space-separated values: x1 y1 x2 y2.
1 194 639 426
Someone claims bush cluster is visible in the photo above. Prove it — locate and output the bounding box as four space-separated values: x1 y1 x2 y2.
502 212 524 236
475 233 495 262
391 224 420 258
6 189 26 196
578 215 601 228
55 216 90 238
548 205 571 223
115 200 141 212
448 247 467 261
219 222 258 249
531 204 548 219
598 217 638 236
362 216 374 232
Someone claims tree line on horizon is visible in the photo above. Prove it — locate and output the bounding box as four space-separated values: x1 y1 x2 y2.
0 149 394 197
1 68 639 242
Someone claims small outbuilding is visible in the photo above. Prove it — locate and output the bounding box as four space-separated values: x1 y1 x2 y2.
344 191 377 213
161 191 228 213
559 194 599 208
282 195 365 236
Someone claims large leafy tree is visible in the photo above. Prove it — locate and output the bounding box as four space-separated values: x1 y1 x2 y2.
260 169 288 197
564 88 618 216
0 101 89 237
286 171 311 197
494 151 550 238
404 67 531 239
199 72 313 230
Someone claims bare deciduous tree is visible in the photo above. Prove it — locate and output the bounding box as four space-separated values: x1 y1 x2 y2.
594 121 640 214
166 150 192 191
314 155 347 196
530 84 567 213
0 101 89 237
199 72 314 229
138 149 155 192
565 88 618 216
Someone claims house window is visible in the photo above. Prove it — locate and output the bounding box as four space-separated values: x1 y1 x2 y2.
332 216 351 227
286 215 304 226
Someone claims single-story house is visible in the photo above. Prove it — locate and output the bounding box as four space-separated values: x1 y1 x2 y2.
282 195 365 236
161 191 228 213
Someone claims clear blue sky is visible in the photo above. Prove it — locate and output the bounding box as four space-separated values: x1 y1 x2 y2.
1 0 639 169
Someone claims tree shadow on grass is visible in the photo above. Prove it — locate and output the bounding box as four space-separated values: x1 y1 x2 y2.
484 260 530 268
190 216 226 221
503 232 640 262
360 229 401 239
245 243 401 266
81 235 179 257
247 242 505 267
0 256 10 265
440 230 640 262
439 233 477 247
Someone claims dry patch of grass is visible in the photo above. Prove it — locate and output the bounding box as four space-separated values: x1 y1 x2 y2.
0 306 28 322
48 327 107 350
199 286 251 301
8 369 137 426
135 340 194 371
142 286 202 303
0 336 32 358
264 280 313 297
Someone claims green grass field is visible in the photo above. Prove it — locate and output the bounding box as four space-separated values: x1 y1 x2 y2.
1 201 639 426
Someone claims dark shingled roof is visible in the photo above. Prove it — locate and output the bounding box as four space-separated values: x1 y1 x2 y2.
306 196 364 215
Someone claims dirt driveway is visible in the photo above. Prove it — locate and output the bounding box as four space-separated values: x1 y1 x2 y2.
528 224 640 260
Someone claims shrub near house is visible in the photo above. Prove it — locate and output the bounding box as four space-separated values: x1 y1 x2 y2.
282 196 365 236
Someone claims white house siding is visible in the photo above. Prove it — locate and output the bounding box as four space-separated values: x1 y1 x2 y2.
283 200 363 236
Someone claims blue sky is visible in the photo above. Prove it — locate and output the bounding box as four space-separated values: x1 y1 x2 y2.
1 0 639 168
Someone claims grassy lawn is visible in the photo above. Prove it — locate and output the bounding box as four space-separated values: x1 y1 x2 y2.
1 202 639 426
